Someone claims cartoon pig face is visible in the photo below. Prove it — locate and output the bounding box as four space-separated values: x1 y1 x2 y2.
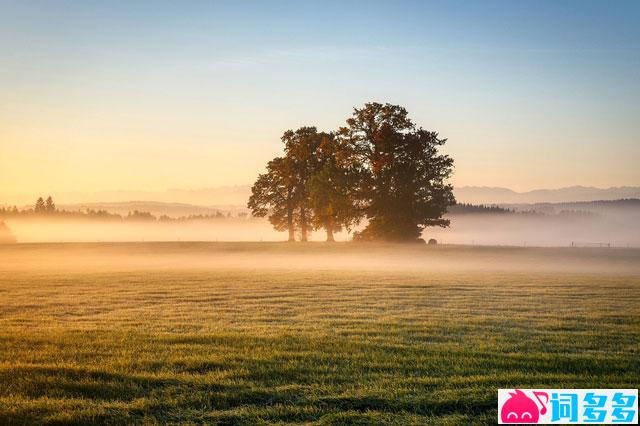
501 389 546 423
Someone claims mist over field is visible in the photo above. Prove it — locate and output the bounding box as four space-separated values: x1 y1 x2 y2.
3 218 291 244
427 209 640 247
1 242 639 423
4 203 639 247
2 242 640 277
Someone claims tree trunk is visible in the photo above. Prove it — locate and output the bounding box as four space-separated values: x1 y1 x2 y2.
300 209 308 242
287 209 295 242
326 226 335 242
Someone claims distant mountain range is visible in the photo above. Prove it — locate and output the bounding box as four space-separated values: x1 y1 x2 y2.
86 185 640 206
4 185 640 209
81 186 253 206
454 186 640 204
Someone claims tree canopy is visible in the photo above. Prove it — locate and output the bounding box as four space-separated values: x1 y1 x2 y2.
340 103 455 241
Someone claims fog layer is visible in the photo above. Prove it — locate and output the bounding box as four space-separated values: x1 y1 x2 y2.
4 208 639 247
425 211 640 247
2 242 639 276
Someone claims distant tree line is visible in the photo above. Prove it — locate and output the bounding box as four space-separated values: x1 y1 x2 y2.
0 197 249 222
34 196 56 214
249 102 456 242
447 203 513 214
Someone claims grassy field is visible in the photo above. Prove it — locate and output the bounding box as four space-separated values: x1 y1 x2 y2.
0 243 638 424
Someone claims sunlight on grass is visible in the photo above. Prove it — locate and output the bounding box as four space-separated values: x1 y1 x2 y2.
0 244 638 424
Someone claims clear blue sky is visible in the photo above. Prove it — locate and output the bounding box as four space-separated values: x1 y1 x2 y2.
1 0 639 200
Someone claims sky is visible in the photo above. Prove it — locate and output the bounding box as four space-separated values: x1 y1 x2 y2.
1 0 639 203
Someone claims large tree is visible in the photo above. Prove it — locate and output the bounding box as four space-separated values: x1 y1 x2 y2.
339 102 455 241
281 127 326 242
247 157 297 241
306 132 362 242
250 127 362 242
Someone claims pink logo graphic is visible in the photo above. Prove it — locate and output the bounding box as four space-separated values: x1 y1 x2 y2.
501 389 549 423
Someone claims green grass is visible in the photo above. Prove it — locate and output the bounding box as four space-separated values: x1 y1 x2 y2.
0 243 638 424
